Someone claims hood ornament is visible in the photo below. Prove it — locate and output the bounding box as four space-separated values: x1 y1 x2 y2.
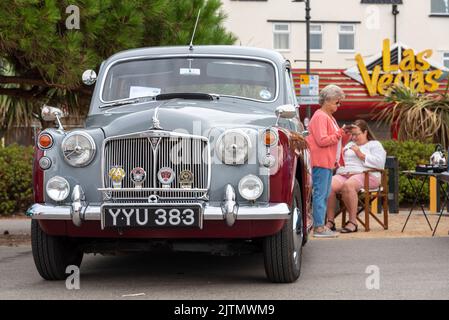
151 106 162 130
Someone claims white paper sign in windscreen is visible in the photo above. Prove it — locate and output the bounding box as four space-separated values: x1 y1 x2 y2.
129 86 161 98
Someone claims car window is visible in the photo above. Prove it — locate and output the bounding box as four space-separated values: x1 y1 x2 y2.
102 57 277 103
285 68 298 106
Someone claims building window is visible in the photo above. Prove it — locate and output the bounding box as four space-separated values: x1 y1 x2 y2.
338 24 355 51
310 24 323 50
431 0 449 14
273 23 290 51
444 52 449 68
361 0 402 3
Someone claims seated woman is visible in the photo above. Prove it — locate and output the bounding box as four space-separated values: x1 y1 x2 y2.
325 119 387 233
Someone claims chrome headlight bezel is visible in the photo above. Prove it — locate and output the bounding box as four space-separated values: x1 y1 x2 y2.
37 132 54 150
238 174 264 201
46 176 70 202
216 129 253 165
260 128 279 147
61 131 96 167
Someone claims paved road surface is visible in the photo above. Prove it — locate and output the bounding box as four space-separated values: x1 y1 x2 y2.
1 237 448 300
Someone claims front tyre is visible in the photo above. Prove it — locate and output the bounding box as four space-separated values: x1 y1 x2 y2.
263 180 303 283
31 220 83 280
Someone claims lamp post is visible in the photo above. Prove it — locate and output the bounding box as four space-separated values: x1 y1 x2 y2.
293 0 311 121
392 4 399 43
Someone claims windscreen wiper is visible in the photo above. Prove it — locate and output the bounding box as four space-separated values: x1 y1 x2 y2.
154 93 219 101
100 96 156 108
101 93 219 108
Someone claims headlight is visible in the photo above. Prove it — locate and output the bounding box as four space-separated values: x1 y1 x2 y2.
46 176 70 202
61 131 96 167
238 174 264 201
216 129 252 165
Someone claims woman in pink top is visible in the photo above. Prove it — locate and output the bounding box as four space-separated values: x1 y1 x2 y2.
306 85 351 238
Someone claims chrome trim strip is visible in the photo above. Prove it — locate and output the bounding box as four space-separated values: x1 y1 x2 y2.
203 203 291 220
27 203 290 221
103 129 209 142
43 150 47 203
98 188 208 192
26 203 99 221
98 54 280 105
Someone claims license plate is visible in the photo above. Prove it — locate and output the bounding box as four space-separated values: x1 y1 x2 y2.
101 204 203 229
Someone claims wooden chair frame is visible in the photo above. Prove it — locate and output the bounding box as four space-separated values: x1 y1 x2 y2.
339 169 389 232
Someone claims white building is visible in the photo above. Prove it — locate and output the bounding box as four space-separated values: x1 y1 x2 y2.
221 0 449 138
221 0 449 69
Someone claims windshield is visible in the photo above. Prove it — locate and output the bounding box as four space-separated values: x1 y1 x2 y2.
101 57 277 103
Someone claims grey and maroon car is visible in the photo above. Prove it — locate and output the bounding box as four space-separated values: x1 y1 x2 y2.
27 45 312 283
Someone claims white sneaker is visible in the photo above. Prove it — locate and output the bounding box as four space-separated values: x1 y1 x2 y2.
313 227 339 238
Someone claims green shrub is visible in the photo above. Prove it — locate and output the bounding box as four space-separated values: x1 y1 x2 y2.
0 144 34 215
381 140 436 204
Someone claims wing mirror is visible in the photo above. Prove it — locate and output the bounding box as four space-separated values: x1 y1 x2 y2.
275 104 296 126
41 105 65 130
82 69 97 85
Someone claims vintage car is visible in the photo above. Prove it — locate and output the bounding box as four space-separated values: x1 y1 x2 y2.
27 45 312 283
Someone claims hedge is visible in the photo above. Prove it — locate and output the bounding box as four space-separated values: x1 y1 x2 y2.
0 144 34 215
381 140 437 204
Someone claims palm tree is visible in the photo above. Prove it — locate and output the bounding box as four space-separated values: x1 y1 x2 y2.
374 81 449 149
0 60 37 139
0 58 88 140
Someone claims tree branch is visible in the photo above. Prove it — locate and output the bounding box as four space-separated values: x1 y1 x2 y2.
0 76 93 97
0 75 69 89
0 88 42 100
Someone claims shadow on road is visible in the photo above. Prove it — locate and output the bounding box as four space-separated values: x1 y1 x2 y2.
79 251 270 285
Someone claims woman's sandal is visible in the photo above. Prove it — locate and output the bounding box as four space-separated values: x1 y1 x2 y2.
341 221 358 233
326 220 336 231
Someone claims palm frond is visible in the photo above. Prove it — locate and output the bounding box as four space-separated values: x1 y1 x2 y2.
373 83 449 149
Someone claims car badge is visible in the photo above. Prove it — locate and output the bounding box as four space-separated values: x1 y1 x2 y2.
148 137 161 151
157 167 175 188
148 195 159 203
108 166 126 189
179 170 194 189
130 167 146 189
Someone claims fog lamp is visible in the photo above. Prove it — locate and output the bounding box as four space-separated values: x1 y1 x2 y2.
46 176 70 202
238 174 264 201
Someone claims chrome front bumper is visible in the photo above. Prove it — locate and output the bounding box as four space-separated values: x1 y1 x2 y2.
27 184 290 227
26 203 290 221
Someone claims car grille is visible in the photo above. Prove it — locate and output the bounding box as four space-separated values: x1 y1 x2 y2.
101 132 210 202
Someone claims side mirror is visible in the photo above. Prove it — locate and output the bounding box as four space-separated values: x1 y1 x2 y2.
41 105 64 130
82 69 97 85
275 104 296 125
